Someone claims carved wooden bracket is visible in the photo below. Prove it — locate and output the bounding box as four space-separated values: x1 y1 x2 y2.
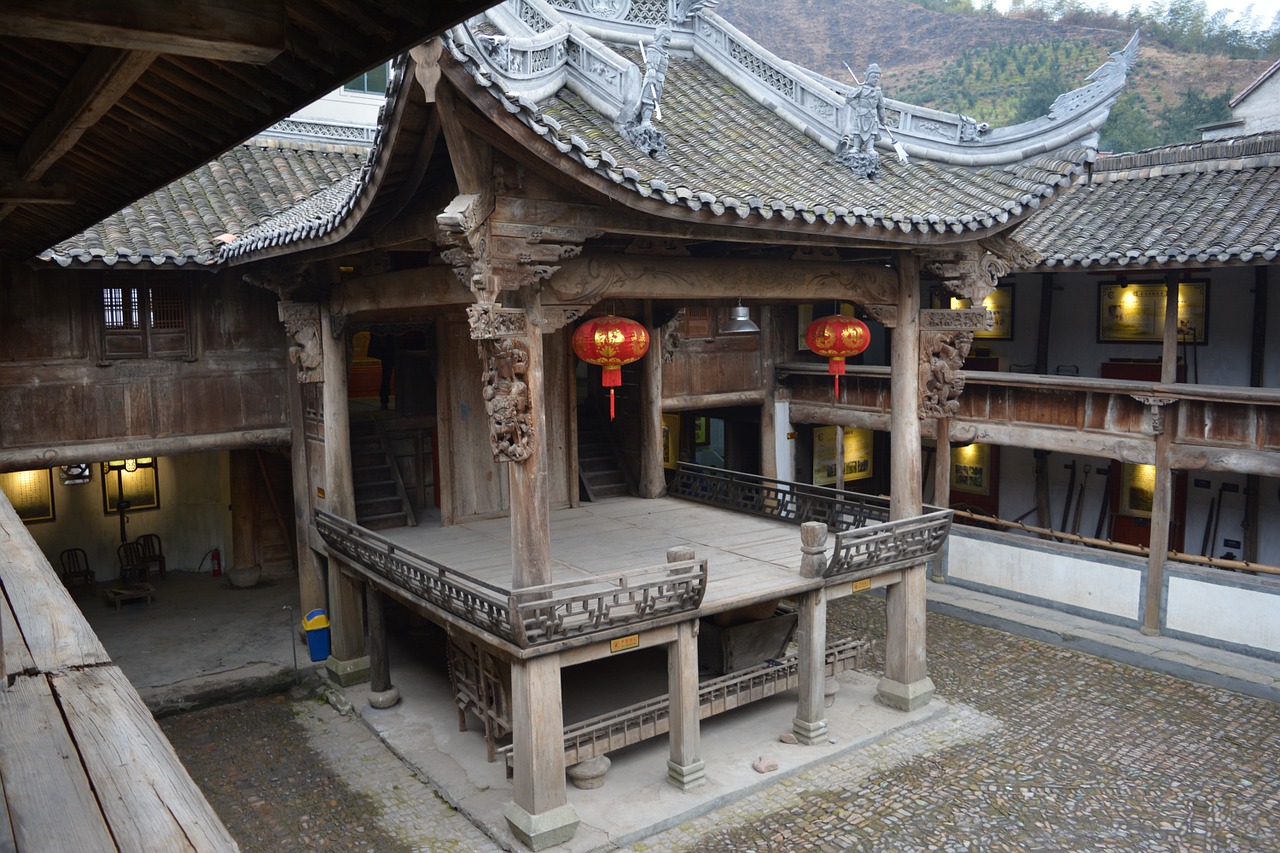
862 303 897 328
659 308 686 363
1132 395 1177 435
438 194 601 306
919 329 974 419
481 336 535 463
277 302 323 384
920 308 992 332
466 303 528 339
922 236 1040 301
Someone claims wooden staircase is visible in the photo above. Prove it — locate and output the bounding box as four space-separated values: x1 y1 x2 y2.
351 416 416 529
577 406 633 501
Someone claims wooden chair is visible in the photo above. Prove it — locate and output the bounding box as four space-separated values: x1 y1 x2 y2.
58 548 97 595
117 541 148 583
135 533 167 580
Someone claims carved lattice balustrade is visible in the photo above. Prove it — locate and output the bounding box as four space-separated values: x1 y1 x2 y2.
825 510 953 582
668 462 890 530
499 636 870 769
510 560 708 645
315 509 707 647
316 510 514 638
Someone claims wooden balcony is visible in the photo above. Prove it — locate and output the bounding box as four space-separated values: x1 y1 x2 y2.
784 365 1280 477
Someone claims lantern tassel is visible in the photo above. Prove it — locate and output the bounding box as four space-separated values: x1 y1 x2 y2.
834 374 839 399
610 388 616 420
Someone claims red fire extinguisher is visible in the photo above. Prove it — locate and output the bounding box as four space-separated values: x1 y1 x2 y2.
211 548 222 577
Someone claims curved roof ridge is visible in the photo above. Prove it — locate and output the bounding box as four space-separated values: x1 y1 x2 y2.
1096 131 1280 174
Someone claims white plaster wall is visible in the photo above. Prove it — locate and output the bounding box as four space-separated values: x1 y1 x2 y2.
1166 575 1280 654
948 533 1141 620
775 399 793 481
1232 73 1280 134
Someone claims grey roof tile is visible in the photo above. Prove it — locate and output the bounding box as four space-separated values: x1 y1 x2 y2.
1017 133 1280 269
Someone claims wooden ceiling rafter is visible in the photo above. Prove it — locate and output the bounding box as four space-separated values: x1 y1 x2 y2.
0 0 288 64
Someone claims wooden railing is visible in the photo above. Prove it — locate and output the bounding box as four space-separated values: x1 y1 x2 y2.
315 509 708 646
826 510 954 581
668 462 891 530
500 637 870 769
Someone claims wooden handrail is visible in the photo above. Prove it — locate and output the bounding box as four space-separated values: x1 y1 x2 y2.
951 508 1279 577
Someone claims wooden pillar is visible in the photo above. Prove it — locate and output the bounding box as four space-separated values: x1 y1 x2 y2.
503 654 579 851
511 313 552 589
792 587 828 744
759 306 778 481
365 586 400 708
665 546 704 789
229 450 257 573
879 253 935 711
795 523 829 742
286 376 324 616
639 303 665 499
931 420 951 581
1141 275 1181 635
320 307 368 684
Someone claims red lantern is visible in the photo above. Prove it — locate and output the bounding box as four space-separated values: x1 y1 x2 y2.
805 314 870 398
572 315 651 419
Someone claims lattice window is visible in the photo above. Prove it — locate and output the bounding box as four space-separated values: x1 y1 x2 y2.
625 0 668 25
729 40 796 101
101 285 191 359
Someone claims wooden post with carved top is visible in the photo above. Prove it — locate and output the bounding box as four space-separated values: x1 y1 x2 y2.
879 253 935 711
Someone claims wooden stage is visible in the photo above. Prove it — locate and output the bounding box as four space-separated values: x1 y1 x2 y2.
379 495 818 618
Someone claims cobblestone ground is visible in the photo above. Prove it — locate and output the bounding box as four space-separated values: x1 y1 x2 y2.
164 596 1280 852
160 690 501 852
632 595 1280 852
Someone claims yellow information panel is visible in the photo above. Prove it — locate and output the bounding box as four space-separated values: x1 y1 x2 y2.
1099 282 1207 343
610 634 640 653
951 443 991 496
813 426 873 486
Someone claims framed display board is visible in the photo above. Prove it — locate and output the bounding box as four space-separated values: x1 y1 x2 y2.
1098 282 1207 344
662 413 681 470
0 469 55 523
812 426 874 486
951 443 992 496
102 461 160 513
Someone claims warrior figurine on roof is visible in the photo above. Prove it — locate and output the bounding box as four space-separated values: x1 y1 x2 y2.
619 23 673 158
837 63 888 179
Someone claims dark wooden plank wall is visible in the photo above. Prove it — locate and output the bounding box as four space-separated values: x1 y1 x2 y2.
0 262 289 457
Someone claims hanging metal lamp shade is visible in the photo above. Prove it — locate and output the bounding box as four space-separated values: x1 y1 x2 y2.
721 301 760 334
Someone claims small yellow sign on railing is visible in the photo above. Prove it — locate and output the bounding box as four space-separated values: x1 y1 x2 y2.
610 634 640 653
852 578 872 592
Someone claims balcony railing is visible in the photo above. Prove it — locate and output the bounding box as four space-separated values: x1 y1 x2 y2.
315 509 707 647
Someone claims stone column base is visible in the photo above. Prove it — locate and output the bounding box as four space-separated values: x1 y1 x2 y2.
324 654 371 687
667 758 706 791
877 675 935 711
791 716 828 746
368 686 401 709
503 801 580 851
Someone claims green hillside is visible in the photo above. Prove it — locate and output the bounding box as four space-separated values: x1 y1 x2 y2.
715 0 1277 153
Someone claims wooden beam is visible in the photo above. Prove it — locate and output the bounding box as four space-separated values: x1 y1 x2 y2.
0 1 286 63
18 48 157 179
0 178 75 205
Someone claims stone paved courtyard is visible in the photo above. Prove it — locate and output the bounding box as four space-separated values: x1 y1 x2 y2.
162 594 1280 851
